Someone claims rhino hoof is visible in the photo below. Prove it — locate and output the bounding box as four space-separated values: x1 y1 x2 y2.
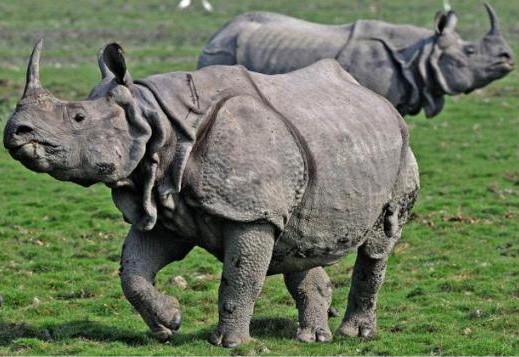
223 340 240 348
297 327 332 343
316 329 333 342
152 326 173 342
328 307 340 318
208 328 251 348
169 314 182 331
208 330 222 346
336 324 357 337
337 321 376 339
360 327 374 339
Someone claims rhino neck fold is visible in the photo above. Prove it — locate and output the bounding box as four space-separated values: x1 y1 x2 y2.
109 83 183 232
341 21 448 117
114 74 242 232
133 80 200 195
412 36 446 117
428 43 458 97
375 34 448 118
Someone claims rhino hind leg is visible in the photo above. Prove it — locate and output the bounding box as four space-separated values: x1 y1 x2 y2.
338 152 419 339
284 267 333 343
209 222 275 348
197 18 248 68
120 226 193 342
336 241 389 339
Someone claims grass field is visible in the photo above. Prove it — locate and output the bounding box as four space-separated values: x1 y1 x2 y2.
1 0 518 355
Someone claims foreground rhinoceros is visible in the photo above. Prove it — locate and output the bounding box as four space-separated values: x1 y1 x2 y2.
4 40 419 347
198 4 514 118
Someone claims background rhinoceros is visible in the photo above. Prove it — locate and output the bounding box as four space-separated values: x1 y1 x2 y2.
4 40 418 347
198 4 514 118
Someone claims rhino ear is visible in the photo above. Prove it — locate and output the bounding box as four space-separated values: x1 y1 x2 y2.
102 43 131 85
97 47 114 80
435 11 458 35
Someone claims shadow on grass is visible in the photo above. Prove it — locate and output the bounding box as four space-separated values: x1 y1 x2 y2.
0 317 298 346
0 320 152 346
251 317 298 340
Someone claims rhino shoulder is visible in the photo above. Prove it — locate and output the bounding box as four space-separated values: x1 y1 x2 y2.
184 94 307 231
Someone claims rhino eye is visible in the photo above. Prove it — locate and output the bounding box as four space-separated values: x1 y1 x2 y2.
73 113 86 123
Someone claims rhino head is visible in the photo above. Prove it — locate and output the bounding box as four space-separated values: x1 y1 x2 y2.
3 40 152 187
430 3 514 95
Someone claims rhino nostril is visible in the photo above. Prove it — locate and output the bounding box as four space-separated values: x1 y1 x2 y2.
15 125 34 136
500 53 513 62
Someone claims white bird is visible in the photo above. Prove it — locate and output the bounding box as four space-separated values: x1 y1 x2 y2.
178 0 191 9
178 0 214 12
443 0 452 12
202 0 213 12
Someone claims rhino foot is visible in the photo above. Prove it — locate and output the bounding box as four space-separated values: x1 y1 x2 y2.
149 302 182 342
297 326 333 343
283 267 333 344
152 325 174 342
208 326 252 348
336 314 376 339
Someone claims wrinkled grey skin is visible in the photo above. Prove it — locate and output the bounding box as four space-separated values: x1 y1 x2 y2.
4 40 419 347
198 3 514 118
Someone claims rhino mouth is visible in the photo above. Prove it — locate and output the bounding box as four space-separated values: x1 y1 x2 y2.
489 60 514 74
8 141 61 172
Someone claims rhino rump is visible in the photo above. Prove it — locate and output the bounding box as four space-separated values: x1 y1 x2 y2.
184 95 307 231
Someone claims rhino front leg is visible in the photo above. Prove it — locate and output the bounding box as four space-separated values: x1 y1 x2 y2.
337 242 389 339
209 222 275 348
120 226 193 342
284 267 333 343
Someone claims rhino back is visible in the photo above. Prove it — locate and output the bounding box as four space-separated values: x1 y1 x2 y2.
237 20 351 74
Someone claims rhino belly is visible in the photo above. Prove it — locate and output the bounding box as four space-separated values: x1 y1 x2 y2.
267 180 392 275
268 223 366 275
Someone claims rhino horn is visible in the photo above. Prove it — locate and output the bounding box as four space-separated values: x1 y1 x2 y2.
22 39 45 98
485 3 501 36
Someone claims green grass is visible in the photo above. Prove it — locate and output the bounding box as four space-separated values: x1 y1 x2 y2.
1 0 519 355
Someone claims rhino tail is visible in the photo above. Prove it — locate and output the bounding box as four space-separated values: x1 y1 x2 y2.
197 12 275 68
384 147 420 238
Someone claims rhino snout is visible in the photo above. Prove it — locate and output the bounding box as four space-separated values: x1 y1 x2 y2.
496 49 515 68
500 51 514 63
3 120 35 150
489 54 514 75
502 57 514 71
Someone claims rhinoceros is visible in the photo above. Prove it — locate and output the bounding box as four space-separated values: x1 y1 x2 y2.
198 3 514 118
4 40 419 347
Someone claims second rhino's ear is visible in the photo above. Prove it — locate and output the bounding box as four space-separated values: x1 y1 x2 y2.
102 43 131 86
434 10 458 35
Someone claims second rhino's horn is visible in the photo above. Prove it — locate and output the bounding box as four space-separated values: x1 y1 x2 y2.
485 3 501 36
